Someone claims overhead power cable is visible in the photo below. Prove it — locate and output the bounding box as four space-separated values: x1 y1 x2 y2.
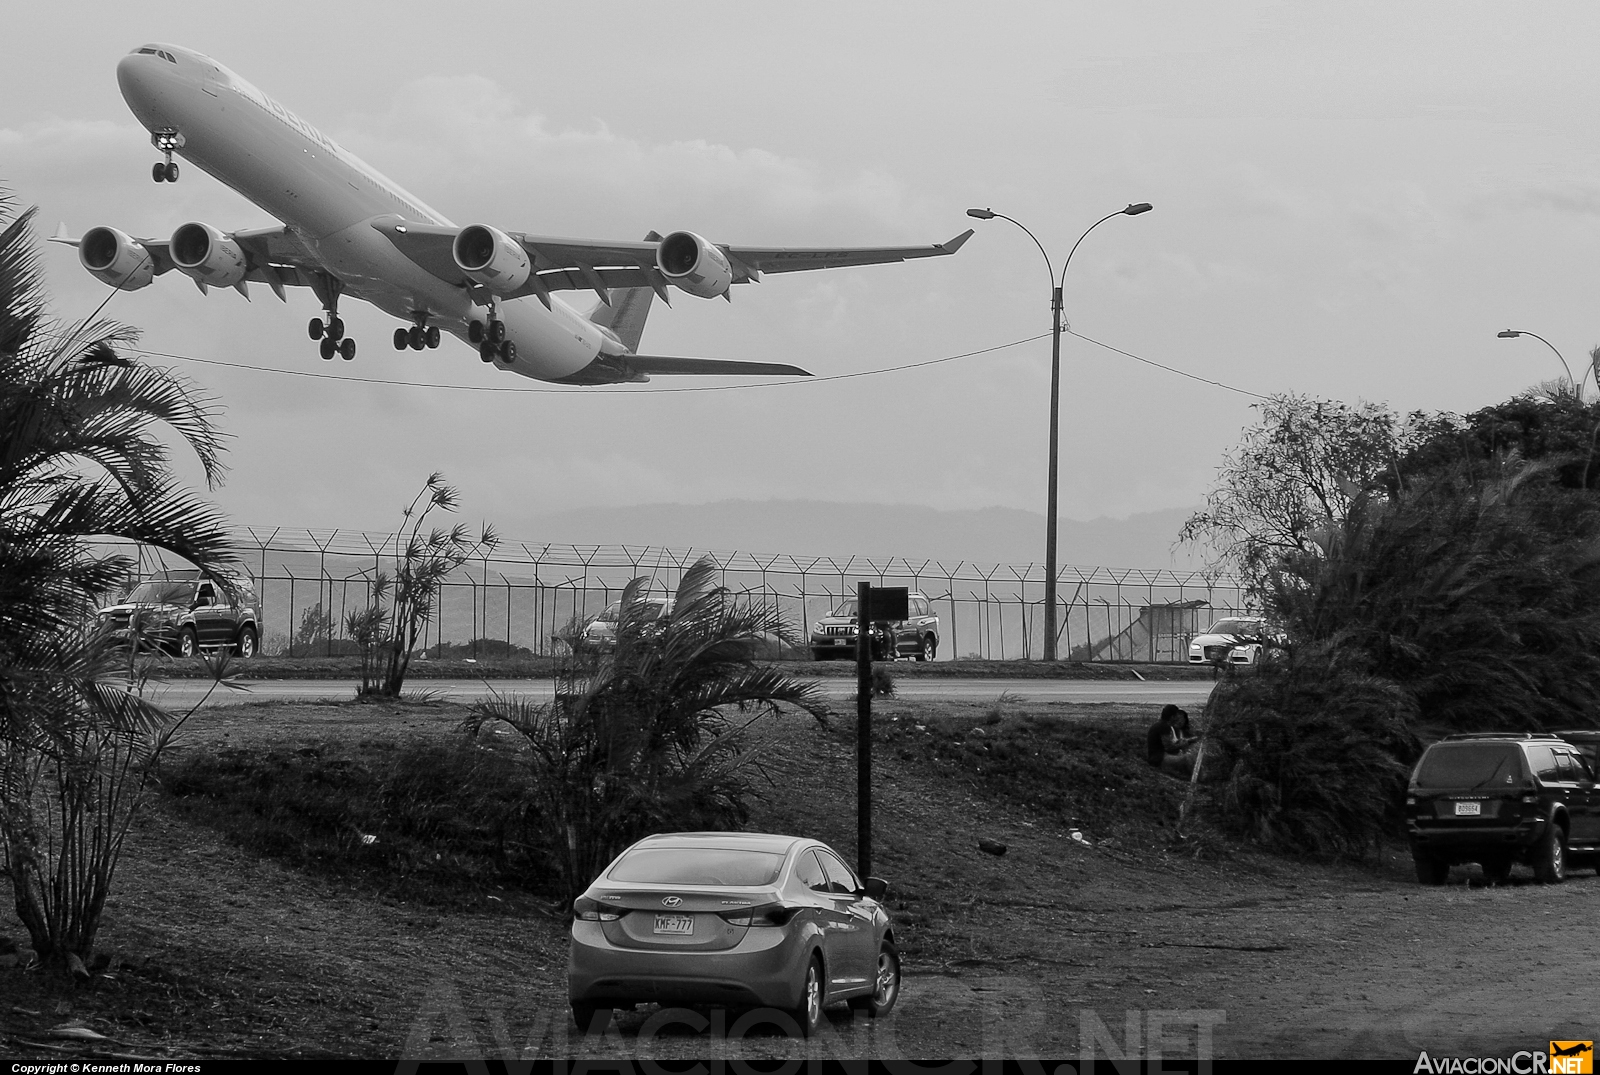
41 294 1266 397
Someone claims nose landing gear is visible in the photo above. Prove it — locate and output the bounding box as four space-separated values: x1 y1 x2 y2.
150 129 182 183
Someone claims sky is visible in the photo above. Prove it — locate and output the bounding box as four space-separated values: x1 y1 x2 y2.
5 1 1600 549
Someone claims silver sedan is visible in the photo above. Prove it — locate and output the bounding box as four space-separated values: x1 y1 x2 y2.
568 831 900 1037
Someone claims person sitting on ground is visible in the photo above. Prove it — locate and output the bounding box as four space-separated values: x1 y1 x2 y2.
1146 703 1199 778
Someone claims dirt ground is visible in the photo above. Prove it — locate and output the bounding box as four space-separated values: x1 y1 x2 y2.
0 695 1593 1064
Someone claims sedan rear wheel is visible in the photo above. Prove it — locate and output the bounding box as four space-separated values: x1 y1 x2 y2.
789 955 824 1038
848 942 900 1018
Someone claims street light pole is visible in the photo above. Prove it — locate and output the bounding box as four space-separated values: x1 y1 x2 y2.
1497 329 1582 401
968 203 1152 661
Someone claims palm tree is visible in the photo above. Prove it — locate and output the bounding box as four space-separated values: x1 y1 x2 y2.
0 186 237 970
465 555 828 901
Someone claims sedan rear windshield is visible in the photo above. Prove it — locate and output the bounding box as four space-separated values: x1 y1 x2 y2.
607 847 785 887
1414 743 1525 789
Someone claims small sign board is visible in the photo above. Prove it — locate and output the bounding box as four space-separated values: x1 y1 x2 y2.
866 587 909 622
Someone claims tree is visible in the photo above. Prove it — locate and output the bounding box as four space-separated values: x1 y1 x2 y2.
1182 394 1414 598
345 473 497 697
294 601 334 655
0 188 236 970
464 556 828 901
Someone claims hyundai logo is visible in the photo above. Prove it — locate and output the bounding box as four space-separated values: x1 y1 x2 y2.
661 896 682 907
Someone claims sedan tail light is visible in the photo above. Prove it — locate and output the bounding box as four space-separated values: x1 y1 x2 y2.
720 902 801 927
573 896 623 922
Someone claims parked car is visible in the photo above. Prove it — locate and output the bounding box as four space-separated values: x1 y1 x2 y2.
576 596 674 654
97 569 260 658
1186 616 1283 669
568 831 900 1037
1553 729 1600 776
810 592 939 662
1404 732 1600 885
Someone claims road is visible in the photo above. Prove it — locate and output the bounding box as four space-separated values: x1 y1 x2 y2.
147 676 1217 708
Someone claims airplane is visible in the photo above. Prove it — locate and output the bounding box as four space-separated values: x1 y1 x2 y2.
52 44 973 385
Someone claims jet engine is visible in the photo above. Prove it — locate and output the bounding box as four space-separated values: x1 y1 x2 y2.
452 225 530 293
169 222 247 288
78 226 154 291
656 231 732 299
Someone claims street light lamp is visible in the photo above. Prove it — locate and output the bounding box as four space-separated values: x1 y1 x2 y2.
1497 329 1582 401
966 202 1153 661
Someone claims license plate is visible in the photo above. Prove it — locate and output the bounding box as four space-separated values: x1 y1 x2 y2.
1454 801 1481 816
653 914 694 936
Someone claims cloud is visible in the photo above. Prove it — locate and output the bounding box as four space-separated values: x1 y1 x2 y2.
336 75 936 242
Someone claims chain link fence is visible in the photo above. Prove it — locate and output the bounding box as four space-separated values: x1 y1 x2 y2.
110 528 1250 663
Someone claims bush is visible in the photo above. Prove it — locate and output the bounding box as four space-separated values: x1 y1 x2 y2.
1196 660 1421 859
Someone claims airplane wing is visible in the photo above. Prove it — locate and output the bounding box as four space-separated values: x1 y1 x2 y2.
372 219 973 305
50 223 326 300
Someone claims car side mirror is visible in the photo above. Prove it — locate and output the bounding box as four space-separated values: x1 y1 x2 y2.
863 876 888 901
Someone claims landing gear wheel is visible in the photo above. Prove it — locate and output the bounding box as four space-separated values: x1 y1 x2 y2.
164 161 179 183
849 942 900 1018
479 343 497 363
1533 823 1566 884
176 627 199 659
571 1003 611 1036
468 320 484 344
152 162 168 183
393 328 409 350
338 338 356 361
488 319 506 344
1483 856 1513 885
319 337 337 360
917 635 936 662
425 325 440 348
1413 851 1448 886
788 955 824 1038
308 318 325 341
408 326 426 350
327 317 345 342
235 626 258 659
499 341 517 363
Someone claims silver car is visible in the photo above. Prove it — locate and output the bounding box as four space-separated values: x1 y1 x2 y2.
568 831 900 1037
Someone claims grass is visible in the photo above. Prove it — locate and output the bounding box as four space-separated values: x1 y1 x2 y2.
157 732 552 908
864 697 1195 848
152 696 1198 919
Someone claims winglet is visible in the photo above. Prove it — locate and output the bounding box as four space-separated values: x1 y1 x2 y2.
937 228 975 254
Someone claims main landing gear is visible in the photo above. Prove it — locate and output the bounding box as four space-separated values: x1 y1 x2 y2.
150 130 181 183
468 316 516 364
307 275 355 360
392 312 442 351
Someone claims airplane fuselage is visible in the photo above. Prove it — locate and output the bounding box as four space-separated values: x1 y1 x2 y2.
116 45 609 381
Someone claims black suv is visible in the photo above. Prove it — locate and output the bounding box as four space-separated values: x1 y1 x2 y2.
97 569 260 658
1405 732 1600 885
809 592 940 662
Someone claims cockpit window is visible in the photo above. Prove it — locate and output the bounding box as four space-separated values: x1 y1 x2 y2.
133 47 177 63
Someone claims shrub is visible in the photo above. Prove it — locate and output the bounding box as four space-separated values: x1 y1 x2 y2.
1196 659 1421 859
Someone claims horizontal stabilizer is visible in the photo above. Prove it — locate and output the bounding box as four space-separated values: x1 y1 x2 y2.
627 354 811 378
